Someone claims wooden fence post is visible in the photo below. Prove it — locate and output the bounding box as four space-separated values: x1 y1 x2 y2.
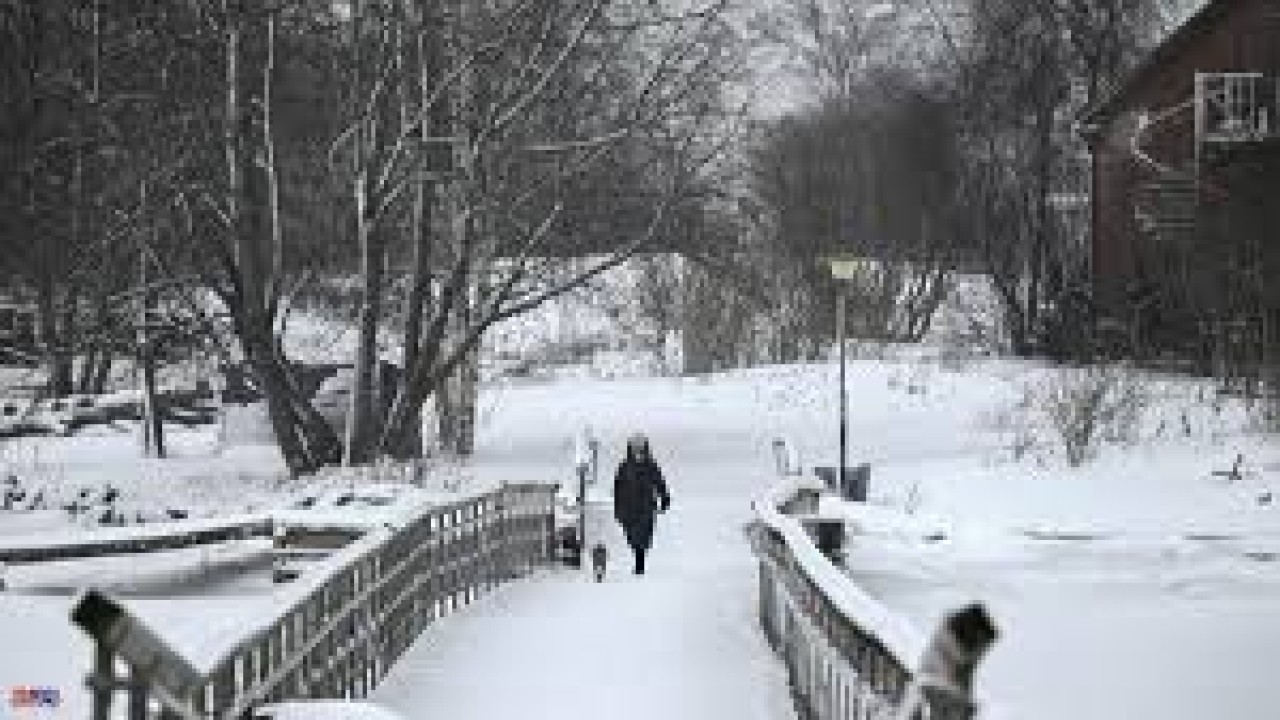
71 589 206 719
902 604 998 720
127 667 149 720
90 640 115 720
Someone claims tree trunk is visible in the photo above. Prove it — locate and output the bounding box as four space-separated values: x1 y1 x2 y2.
435 370 458 456
403 181 433 394
400 17 444 450
455 345 477 456
226 2 271 331
91 349 113 394
344 183 386 466
36 269 73 398
395 177 435 460
138 254 165 458
140 336 165 458
78 347 99 394
433 288 478 457
246 348 314 474
225 2 341 476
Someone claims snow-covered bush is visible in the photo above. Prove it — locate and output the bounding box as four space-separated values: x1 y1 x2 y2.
981 393 1041 463
925 273 1009 355
1032 365 1150 466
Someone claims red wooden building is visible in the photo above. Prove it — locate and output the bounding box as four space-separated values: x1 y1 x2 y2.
1081 0 1280 365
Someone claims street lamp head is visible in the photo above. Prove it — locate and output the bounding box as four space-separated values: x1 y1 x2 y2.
864 3 899 22
825 256 865 281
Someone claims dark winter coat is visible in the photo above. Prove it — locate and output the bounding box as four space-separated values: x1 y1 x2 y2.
613 454 670 551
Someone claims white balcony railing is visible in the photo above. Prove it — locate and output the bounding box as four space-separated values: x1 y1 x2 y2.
1196 72 1280 143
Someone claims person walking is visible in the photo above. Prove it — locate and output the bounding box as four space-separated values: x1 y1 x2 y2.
613 433 670 575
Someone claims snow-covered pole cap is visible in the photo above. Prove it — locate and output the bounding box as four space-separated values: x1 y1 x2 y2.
572 430 592 471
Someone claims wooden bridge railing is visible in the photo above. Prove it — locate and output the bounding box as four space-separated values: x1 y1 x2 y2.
71 482 556 719
748 481 997 720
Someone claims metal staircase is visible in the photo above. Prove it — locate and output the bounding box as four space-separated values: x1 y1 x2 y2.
1135 170 1199 246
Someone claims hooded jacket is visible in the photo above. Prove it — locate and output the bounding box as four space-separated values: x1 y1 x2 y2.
613 445 670 529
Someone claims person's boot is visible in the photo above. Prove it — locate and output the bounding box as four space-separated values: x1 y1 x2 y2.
635 549 646 575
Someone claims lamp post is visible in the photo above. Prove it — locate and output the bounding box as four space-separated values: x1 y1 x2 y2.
572 429 599 569
827 258 861 495
576 461 587 568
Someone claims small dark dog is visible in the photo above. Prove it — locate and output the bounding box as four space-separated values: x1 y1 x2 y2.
590 543 608 582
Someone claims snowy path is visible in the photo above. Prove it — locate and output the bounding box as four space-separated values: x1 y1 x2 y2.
374 379 797 720
375 497 794 720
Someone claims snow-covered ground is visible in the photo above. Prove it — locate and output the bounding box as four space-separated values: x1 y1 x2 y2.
761 348 1280 720
2 343 1278 719
403 350 1280 720
0 425 288 530
0 411 487 539
835 517 1280 720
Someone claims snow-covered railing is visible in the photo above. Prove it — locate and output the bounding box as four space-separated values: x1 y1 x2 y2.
748 479 997 720
71 482 556 719
0 515 272 565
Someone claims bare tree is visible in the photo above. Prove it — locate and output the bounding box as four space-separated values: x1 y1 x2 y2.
745 71 962 350
2 0 749 473
365 0 748 459
212 0 745 469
